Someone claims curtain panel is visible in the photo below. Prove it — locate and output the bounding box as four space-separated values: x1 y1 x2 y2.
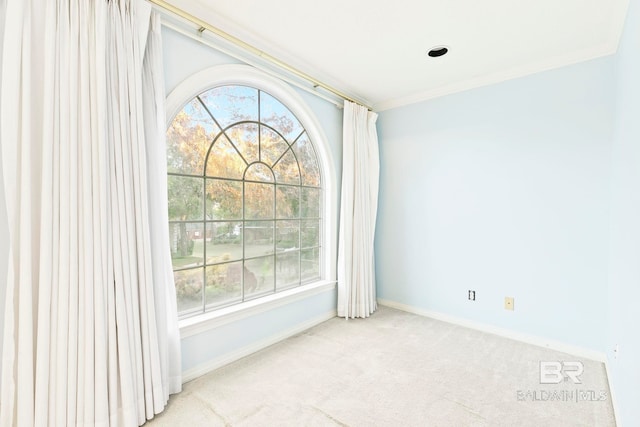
0 1 181 426
337 101 380 319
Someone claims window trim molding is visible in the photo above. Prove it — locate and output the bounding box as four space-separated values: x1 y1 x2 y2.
179 280 336 338
165 64 337 327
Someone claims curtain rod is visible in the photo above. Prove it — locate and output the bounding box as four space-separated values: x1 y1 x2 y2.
147 0 371 110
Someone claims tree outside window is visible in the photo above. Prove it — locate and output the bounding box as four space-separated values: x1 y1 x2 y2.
167 86 322 316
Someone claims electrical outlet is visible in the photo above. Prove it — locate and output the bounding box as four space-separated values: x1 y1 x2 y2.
468 290 475 301
504 297 514 311
614 344 619 359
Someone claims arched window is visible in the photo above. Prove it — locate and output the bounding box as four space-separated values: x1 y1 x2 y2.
166 74 327 318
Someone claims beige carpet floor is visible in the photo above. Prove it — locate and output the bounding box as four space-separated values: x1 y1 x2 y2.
146 306 615 426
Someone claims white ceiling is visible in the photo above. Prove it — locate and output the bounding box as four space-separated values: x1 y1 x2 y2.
170 0 629 111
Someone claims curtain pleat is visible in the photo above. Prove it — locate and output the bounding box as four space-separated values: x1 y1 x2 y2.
337 101 380 319
142 13 182 400
0 1 182 425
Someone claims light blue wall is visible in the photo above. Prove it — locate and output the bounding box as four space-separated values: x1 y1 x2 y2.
162 27 343 374
607 0 640 424
181 289 336 371
376 56 616 352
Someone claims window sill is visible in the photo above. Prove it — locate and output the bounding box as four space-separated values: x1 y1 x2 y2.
179 280 337 338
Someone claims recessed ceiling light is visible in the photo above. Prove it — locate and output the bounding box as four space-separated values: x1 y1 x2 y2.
427 46 449 58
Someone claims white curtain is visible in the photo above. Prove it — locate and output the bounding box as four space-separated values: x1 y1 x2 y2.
0 1 181 426
142 10 182 399
337 101 380 319
0 0 6 388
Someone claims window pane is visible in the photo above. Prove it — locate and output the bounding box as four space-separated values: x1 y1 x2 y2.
293 133 320 186
206 179 242 220
174 268 203 313
301 187 320 218
206 262 242 307
261 126 290 167
245 256 274 298
167 98 220 175
245 221 274 258
276 251 300 290
168 176 203 221
301 248 320 283
301 220 320 249
245 162 274 182
206 135 247 179
276 220 299 252
245 182 274 220
199 86 258 129
228 123 259 165
206 222 242 264
169 222 205 270
167 85 324 316
260 91 303 143
276 185 300 219
272 149 300 185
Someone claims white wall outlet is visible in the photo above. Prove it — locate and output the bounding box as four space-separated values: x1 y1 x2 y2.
504 297 514 311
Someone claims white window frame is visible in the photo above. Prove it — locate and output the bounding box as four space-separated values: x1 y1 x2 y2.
165 64 337 336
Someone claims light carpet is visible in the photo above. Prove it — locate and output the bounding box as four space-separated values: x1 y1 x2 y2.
146 306 615 426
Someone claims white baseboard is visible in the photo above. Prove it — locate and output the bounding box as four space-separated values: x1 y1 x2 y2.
181 310 337 383
377 298 607 362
